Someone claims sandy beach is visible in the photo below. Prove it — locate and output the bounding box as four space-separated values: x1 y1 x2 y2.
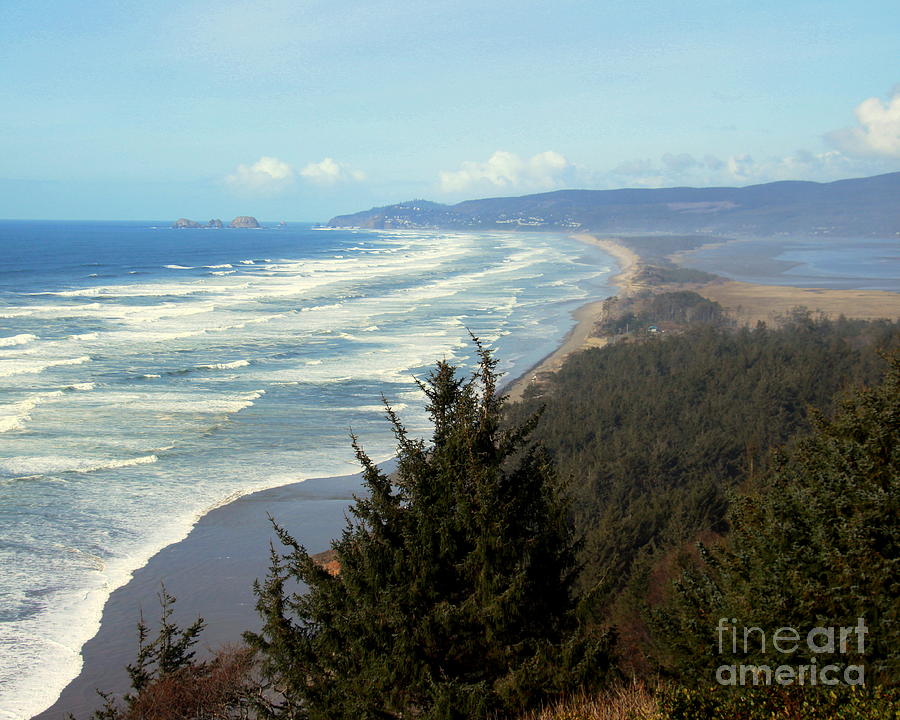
505 233 900 401
504 234 640 403
35 471 372 720
38 234 634 718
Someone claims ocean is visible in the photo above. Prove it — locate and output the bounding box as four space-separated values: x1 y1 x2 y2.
0 221 617 720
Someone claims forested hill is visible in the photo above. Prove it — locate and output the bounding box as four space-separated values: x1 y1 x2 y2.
327 171 900 237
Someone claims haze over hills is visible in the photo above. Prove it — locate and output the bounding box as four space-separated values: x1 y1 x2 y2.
328 171 900 238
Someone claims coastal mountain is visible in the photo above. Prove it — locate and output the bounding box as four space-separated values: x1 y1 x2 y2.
328 171 900 237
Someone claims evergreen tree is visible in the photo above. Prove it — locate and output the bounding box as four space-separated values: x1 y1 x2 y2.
653 351 900 683
246 340 612 720
84 587 257 720
126 586 206 698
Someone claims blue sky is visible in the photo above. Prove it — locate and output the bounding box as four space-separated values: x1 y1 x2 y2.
2 0 899 220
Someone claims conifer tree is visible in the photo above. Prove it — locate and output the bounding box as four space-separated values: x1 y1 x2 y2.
246 339 611 719
86 587 256 720
653 351 899 683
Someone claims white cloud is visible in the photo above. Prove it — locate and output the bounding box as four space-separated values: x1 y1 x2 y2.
828 88 900 158
439 151 573 193
225 156 294 193
720 150 861 184
300 158 366 185
610 154 722 187
607 149 861 188
726 154 757 182
661 153 700 173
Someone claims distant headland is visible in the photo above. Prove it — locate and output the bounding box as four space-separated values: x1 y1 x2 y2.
327 170 900 238
172 216 260 229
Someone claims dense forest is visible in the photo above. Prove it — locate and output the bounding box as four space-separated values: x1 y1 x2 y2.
509 313 897 646
86 312 899 719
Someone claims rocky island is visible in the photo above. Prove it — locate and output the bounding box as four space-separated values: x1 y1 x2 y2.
229 216 260 228
172 217 203 228
171 216 259 229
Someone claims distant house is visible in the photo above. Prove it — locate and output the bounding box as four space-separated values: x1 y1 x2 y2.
648 325 659 334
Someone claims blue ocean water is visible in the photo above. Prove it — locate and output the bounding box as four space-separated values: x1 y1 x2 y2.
679 236 900 291
0 221 617 719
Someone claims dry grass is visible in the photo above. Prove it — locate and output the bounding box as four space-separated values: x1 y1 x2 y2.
694 280 900 326
519 681 662 720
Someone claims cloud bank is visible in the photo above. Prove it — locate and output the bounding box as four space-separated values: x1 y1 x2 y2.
606 149 857 189
828 88 900 158
604 88 900 189
225 156 366 193
300 158 366 185
225 156 295 193
439 151 573 193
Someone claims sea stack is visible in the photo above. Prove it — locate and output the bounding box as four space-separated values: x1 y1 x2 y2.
229 216 260 228
172 218 202 228
208 218 223 228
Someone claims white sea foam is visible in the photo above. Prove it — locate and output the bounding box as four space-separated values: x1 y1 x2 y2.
164 264 196 270
99 389 265 415
0 334 37 347
0 345 42 358
0 355 91 378
118 303 217 322
38 282 249 299
197 359 250 371
80 454 158 472
0 227 619 720
0 453 158 477
354 403 407 413
0 391 65 433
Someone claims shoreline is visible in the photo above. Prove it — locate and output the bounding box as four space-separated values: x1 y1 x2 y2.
32 233 627 720
31 232 900 719
505 232 900 402
505 233 639 403
34 470 374 720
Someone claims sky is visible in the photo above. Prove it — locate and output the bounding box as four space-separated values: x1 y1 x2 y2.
1 0 899 221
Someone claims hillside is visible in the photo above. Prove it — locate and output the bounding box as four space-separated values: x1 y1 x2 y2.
328 171 900 238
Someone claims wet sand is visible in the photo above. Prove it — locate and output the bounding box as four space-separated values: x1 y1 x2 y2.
35 471 371 720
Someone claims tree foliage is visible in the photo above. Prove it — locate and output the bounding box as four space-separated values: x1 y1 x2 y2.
653 351 900 683
246 339 612 720
85 587 256 720
510 315 898 614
